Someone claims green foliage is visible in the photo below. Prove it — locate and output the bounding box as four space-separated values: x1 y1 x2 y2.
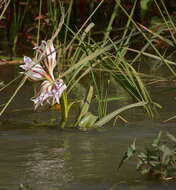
118 139 136 169
140 0 153 11
120 132 176 180
63 85 147 130
94 101 147 128
78 112 98 131
74 86 97 129
60 91 74 129
8 0 29 56
3 0 175 126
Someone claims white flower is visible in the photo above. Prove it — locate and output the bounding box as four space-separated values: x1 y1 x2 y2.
20 56 47 81
34 40 56 79
31 79 67 109
20 40 67 109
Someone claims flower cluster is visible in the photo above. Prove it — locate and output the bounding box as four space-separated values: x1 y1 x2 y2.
20 40 66 109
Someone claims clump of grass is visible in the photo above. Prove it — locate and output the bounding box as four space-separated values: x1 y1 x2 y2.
7 0 29 56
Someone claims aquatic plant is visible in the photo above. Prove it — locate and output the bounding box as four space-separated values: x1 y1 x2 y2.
20 43 147 129
119 131 176 180
0 0 166 128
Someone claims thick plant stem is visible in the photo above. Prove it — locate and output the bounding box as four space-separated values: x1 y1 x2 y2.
60 91 69 129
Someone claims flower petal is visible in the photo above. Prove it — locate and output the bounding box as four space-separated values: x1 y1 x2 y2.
46 40 56 71
33 40 57 78
31 79 67 109
20 56 47 81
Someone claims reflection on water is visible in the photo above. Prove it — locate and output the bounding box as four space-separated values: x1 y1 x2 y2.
1 122 176 190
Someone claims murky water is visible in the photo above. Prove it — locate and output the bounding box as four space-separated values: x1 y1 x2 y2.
1 82 176 190
1 119 176 190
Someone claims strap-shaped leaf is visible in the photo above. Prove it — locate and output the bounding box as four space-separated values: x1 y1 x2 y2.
95 101 147 127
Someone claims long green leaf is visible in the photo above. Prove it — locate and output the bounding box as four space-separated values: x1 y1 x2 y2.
94 101 147 127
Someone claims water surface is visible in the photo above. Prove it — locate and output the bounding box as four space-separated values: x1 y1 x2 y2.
1 120 176 190
1 78 176 190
